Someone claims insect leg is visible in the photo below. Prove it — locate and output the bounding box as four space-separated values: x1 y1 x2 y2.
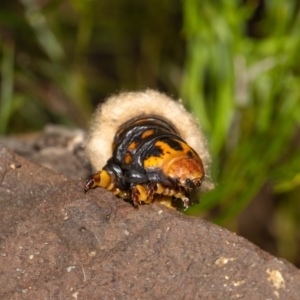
150 183 190 208
131 184 149 208
85 170 114 192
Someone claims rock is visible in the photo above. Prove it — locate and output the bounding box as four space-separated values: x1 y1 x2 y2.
0 125 90 180
0 140 300 299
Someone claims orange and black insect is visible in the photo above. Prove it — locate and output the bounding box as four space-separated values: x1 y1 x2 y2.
85 115 204 209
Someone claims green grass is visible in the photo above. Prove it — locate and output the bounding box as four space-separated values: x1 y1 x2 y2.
182 0 300 264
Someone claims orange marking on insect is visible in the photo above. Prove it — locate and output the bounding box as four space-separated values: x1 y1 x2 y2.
143 139 196 169
128 141 138 150
141 129 155 139
124 152 132 164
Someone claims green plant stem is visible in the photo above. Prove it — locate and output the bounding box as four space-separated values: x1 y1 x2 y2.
0 42 14 134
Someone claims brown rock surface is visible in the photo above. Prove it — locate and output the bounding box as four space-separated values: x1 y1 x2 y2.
0 129 300 299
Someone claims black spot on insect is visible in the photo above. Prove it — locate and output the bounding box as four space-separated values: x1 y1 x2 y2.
144 144 164 159
161 137 184 151
187 150 194 158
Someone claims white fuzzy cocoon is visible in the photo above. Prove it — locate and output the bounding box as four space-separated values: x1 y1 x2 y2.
86 89 214 191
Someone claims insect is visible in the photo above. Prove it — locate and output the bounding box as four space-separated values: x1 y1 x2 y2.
85 114 204 209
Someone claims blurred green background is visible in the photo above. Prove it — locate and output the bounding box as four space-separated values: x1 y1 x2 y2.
1 0 300 266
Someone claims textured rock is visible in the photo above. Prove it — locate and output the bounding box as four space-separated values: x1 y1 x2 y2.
0 140 300 299
0 125 89 180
